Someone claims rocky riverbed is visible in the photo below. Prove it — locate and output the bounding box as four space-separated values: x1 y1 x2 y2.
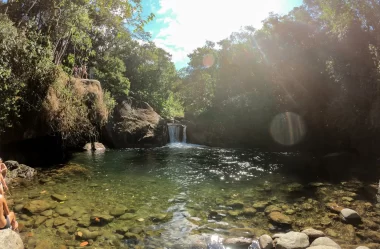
3 147 380 249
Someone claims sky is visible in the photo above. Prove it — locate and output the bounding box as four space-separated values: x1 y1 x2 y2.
141 0 303 69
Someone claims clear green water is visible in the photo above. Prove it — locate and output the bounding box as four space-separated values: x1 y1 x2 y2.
8 144 380 248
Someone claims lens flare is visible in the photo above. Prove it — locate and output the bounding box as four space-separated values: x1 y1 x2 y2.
203 54 215 68
270 112 306 146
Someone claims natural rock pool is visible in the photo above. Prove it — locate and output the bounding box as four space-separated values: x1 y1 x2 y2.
7 144 380 248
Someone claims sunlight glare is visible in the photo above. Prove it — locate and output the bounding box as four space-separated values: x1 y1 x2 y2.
203 54 215 68
270 112 306 146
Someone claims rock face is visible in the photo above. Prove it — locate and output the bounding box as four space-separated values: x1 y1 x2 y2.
0 229 24 249
276 231 310 249
103 97 168 148
4 160 37 184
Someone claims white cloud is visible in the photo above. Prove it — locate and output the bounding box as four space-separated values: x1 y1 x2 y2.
153 0 294 67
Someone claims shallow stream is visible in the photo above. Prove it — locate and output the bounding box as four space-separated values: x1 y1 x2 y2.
7 143 380 248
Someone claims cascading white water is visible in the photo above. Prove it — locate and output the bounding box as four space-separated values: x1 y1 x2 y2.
168 125 180 143
168 124 187 143
182 126 187 143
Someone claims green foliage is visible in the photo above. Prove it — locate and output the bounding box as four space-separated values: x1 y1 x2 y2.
124 42 184 118
0 14 56 132
180 0 380 149
93 56 130 97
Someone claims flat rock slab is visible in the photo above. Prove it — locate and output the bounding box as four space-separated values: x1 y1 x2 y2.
276 231 310 249
23 200 56 214
0 229 24 249
310 237 341 249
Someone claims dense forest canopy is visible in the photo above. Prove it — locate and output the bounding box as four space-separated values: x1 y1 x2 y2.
179 0 380 154
0 0 183 142
1 0 380 154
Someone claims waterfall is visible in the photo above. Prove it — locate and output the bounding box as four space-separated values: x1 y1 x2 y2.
168 124 187 143
183 126 187 143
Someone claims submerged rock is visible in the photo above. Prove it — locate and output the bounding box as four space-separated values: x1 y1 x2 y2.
224 237 253 247
276 231 309 249
228 228 257 237
51 194 67 202
55 207 74 217
265 205 282 214
79 229 102 240
286 183 304 192
226 200 245 209
149 213 170 222
53 217 68 226
109 206 127 217
253 201 270 210
91 213 114 225
23 200 56 214
0 229 24 249
242 208 257 216
119 213 136 220
35 240 53 249
268 212 292 225
325 203 344 213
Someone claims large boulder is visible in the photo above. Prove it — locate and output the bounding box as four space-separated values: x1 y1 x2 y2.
0 229 24 249
103 97 168 148
4 161 37 184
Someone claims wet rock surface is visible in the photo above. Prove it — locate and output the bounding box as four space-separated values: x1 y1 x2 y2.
0 229 24 249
